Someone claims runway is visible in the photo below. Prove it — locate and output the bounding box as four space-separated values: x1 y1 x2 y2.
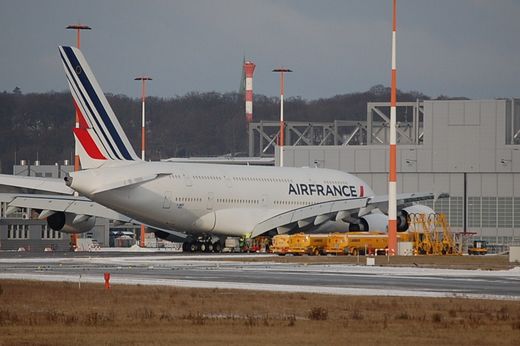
1 253 519 300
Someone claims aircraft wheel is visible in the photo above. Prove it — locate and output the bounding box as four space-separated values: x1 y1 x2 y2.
190 243 198 252
214 243 222 253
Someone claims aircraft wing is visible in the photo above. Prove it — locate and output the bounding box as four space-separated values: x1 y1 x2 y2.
366 192 439 214
0 174 73 195
1 193 132 222
1 193 188 240
250 192 440 238
251 198 369 237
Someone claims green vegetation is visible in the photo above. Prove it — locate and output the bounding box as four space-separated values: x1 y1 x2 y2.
0 86 435 173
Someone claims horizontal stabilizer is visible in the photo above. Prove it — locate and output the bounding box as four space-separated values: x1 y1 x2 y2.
0 174 73 195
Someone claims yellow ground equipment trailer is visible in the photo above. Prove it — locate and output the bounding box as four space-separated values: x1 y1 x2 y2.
468 240 488 255
336 232 388 256
269 234 290 255
272 232 405 256
270 213 459 256
286 233 328 255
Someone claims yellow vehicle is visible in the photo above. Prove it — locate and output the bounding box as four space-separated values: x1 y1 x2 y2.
273 232 415 256
468 240 488 255
324 233 350 255
270 234 290 255
287 233 328 256
343 232 388 256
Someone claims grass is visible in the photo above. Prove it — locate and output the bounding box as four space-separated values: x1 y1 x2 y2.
0 280 519 345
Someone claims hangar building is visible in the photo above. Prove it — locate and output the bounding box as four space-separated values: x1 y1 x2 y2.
269 99 520 247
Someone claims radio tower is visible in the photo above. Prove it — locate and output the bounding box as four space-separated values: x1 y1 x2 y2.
244 61 256 123
388 0 398 255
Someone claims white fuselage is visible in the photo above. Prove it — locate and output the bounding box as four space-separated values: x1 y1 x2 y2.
68 161 374 237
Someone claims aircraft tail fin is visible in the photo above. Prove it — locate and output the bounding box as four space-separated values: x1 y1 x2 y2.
59 46 139 169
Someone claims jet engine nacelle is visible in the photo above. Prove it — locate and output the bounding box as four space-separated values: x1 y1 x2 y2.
348 204 435 232
397 205 436 232
47 212 96 234
348 213 388 232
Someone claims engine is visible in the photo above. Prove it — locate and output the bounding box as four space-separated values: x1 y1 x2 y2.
47 212 96 234
348 213 387 232
348 205 435 232
397 205 435 232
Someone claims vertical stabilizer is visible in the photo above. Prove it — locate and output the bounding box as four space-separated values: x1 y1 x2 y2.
59 46 139 169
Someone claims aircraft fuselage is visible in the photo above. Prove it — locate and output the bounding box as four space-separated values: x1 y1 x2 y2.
68 161 373 236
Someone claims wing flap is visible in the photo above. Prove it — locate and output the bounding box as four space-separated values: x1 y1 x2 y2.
251 198 368 237
368 192 437 213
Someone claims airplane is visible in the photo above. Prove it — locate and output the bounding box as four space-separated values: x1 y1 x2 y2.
0 46 442 251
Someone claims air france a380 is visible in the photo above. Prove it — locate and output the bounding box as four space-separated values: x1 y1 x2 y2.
0 46 440 250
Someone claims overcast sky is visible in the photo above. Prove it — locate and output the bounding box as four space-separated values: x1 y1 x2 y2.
1 1 519 99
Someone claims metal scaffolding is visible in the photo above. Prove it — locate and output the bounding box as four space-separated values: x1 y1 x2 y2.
248 101 424 157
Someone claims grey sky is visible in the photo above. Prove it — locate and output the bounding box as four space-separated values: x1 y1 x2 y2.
1 0 519 99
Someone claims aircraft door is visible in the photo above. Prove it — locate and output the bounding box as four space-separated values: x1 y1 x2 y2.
178 168 192 187
163 191 172 209
206 192 215 210
223 175 233 188
261 194 271 208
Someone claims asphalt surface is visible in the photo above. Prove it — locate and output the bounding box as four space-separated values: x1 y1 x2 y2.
0 252 519 299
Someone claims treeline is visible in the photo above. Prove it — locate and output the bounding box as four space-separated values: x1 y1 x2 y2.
0 85 439 173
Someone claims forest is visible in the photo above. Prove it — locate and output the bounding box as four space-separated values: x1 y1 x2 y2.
0 85 460 173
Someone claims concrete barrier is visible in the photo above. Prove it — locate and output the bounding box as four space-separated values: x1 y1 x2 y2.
509 246 520 263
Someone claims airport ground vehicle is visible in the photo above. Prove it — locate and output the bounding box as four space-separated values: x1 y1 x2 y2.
272 232 391 256
341 232 389 256
468 240 488 255
270 222 459 256
222 237 241 253
270 234 290 255
241 236 270 253
286 233 328 255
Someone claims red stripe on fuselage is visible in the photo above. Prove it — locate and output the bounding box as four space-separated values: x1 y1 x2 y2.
73 128 106 160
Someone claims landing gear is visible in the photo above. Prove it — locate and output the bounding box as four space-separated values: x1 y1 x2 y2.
183 235 222 253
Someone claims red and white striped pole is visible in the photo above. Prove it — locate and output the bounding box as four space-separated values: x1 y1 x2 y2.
135 76 152 247
273 68 292 167
244 61 256 123
66 24 91 250
66 24 91 173
388 0 398 255
135 76 152 161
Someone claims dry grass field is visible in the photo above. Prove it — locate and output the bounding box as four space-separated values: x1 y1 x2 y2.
0 280 520 345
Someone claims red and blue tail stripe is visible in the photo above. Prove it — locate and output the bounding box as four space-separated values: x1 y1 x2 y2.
59 46 139 163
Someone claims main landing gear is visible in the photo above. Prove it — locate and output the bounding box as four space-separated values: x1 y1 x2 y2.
182 235 222 253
